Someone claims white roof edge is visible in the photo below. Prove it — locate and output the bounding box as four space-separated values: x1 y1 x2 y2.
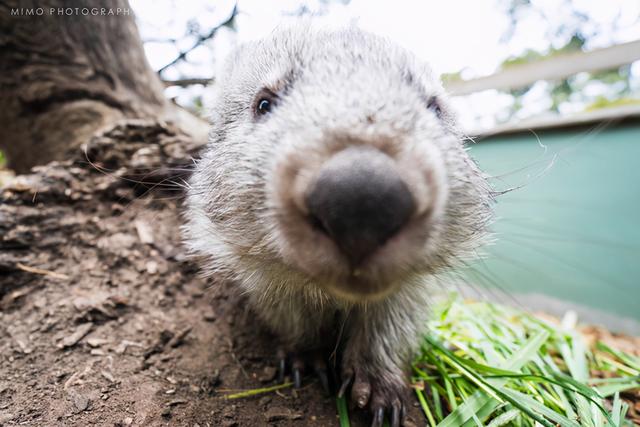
469 104 640 138
445 40 640 96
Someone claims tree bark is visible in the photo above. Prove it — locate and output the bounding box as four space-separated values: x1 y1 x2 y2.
0 0 205 173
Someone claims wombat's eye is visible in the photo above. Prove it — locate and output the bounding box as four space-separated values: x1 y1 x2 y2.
426 96 443 118
257 99 271 115
254 88 277 117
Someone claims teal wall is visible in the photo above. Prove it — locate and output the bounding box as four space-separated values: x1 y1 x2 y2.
467 122 640 320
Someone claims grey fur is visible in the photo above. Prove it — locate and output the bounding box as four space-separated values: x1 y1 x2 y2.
183 24 493 416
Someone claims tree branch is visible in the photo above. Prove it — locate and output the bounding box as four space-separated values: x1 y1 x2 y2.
157 4 238 74
163 78 214 87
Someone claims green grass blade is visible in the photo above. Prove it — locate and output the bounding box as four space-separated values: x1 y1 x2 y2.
500 388 581 427
224 381 293 399
596 342 640 373
336 394 350 427
486 408 521 427
416 388 437 427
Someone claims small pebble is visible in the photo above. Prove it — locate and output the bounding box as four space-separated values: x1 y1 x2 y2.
258 366 277 383
161 407 172 418
258 396 272 406
70 390 89 412
86 337 109 348
146 261 158 274
222 405 236 419
101 370 115 382
59 323 93 349
264 407 303 422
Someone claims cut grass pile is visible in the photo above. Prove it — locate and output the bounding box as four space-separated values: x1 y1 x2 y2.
408 294 640 427
223 293 639 426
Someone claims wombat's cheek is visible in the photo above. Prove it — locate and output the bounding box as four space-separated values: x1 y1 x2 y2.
263 148 350 279
395 140 450 222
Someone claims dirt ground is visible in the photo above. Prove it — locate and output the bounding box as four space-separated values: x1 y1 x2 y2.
0 121 365 427
0 120 638 427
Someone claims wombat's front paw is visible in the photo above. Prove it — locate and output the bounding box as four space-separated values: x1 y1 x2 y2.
275 347 331 393
339 362 409 427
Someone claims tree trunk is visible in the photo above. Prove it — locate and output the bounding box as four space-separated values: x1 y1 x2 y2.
0 0 205 173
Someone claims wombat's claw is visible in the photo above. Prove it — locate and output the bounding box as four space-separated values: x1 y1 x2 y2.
276 349 330 391
390 401 403 427
342 366 407 426
337 371 353 397
292 367 302 388
275 350 300 387
292 356 304 388
370 400 404 427
277 349 287 384
313 359 330 395
351 373 372 408
372 407 385 427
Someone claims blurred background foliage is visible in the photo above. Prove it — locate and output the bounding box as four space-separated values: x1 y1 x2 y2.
1 0 637 170
129 0 640 131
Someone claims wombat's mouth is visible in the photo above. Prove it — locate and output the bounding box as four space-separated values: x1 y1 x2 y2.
290 221 431 302
320 272 404 303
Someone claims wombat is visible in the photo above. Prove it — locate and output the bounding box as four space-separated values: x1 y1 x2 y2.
183 24 493 427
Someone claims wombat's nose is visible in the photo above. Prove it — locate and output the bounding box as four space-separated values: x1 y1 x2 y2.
305 146 415 267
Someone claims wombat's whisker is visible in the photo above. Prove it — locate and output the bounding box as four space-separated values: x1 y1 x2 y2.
497 234 631 292
500 227 640 252
448 254 528 312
